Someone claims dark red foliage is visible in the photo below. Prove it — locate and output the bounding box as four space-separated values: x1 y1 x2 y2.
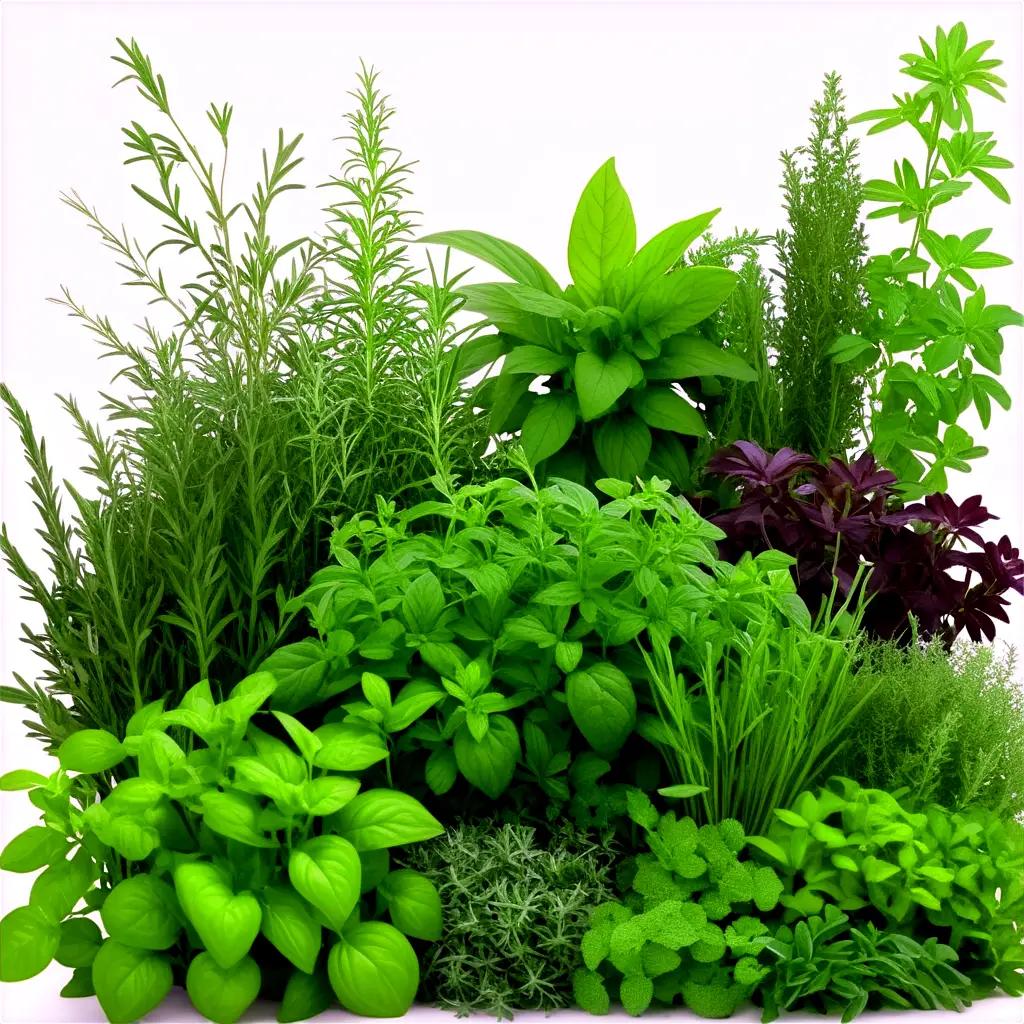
706 443 1024 644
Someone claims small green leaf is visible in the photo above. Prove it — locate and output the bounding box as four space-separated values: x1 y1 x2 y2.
0 769 48 791
379 869 443 941
631 388 707 436
57 730 126 774
574 350 639 421
0 826 67 873
658 784 709 799
186 952 261 1024
314 721 389 771
418 230 561 295
174 862 262 969
55 917 103 968
567 663 636 756
272 710 322 764
278 968 333 1024
519 393 578 465
453 716 521 799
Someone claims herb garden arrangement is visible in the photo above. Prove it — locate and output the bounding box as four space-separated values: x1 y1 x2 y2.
2 21 1024 1024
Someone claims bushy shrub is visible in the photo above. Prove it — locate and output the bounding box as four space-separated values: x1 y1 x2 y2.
401 823 615 1018
835 640 1024 818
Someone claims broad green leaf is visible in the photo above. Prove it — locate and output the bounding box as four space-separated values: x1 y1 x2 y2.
222 672 277 724
302 776 361 817
634 265 739 336
186 952 260 1024
632 389 707 436
419 230 561 295
614 209 720 304
0 905 59 981
379 869 443 941
57 730 125 774
288 836 361 932
261 885 322 973
574 350 639 421
327 922 419 1017
271 710 322 764
200 790 276 848
827 333 878 364
174 862 262 969
92 940 172 1024
260 639 330 713
334 789 444 851
425 747 458 796
60 966 96 998
459 282 583 322
502 345 572 376
279 969 333 1024
0 769 48 791
248 726 306 785
0 825 67 873
56 917 103 968
384 689 443 733
314 722 389 771
230 756 297 805
486 371 534 433
453 715 521 798
519 393 577 465
567 663 636 756
568 158 636 305
101 875 181 950
646 335 756 381
31 851 97 923
402 571 446 633
593 415 652 480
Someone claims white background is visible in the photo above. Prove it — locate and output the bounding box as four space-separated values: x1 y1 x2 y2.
1 1 1022 1022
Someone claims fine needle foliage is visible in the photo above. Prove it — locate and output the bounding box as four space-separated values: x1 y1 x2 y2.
0 41 485 752
773 73 869 460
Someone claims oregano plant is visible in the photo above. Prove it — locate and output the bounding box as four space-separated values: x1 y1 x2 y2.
837 22 1023 495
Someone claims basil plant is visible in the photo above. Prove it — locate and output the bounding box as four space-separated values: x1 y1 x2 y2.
424 158 756 487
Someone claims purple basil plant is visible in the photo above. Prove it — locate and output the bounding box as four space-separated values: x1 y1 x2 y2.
706 441 1024 645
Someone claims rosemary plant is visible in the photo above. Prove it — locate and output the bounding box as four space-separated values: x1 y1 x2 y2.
0 41 485 751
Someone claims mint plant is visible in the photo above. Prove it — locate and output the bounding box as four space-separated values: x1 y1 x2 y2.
842 22 1023 494
0 672 444 1023
572 790 780 1018
423 160 757 488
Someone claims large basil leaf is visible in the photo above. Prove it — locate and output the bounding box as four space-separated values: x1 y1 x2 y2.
287 836 361 932
634 265 739 337
186 951 261 1024
520 393 577 465
92 940 172 1024
327 922 419 1017
57 729 126 774
632 389 708 436
0 905 59 981
279 968 334 1024
261 885 322 973
567 662 636 756
101 874 181 950
646 334 756 382
259 639 330 712
574 350 639 421
593 414 652 479
174 862 261 969
453 715 520 798
333 789 444 851
378 869 443 941
419 230 561 296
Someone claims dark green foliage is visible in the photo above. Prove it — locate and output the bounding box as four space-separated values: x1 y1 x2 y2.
0 672 444 1020
773 72 869 460
760 905 972 1021
0 43 485 751
572 793 779 1018
748 777 1024 997
400 822 615 1018
835 640 1024 818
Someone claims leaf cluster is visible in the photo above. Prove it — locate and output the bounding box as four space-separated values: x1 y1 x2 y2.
760 904 972 1022
572 793 781 1018
847 22 1023 493
425 160 757 490
748 777 1024 998
400 822 616 1018
708 441 1024 643
0 672 445 1023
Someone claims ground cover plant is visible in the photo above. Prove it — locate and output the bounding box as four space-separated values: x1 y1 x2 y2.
1 17 1023 1024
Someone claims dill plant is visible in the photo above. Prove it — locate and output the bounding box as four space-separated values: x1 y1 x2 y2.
0 41 485 751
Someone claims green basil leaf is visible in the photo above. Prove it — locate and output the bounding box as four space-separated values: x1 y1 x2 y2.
55 917 103 968
288 836 361 931
57 729 126 774
419 230 561 295
646 334 756 381
574 350 639 421
0 769 48 791
502 344 573 376
187 951 261 1024
174 862 262 969
425 747 458 796
327 922 419 1017
0 826 67 873
593 414 652 480
453 715 521 799
616 210 719 302
248 726 306 785
313 722 389 771
402 571 446 633
519 393 577 465
567 662 636 756
101 874 181 950
261 884 322 974
459 281 583 323
333 789 444 851
301 776 361 817
92 940 173 1024
632 388 707 436
200 790 276 848
379 869 443 941
634 265 739 336
278 967 334 1024
568 158 636 305
0 905 60 981
271 710 323 764
260 639 330 713
60 965 96 998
